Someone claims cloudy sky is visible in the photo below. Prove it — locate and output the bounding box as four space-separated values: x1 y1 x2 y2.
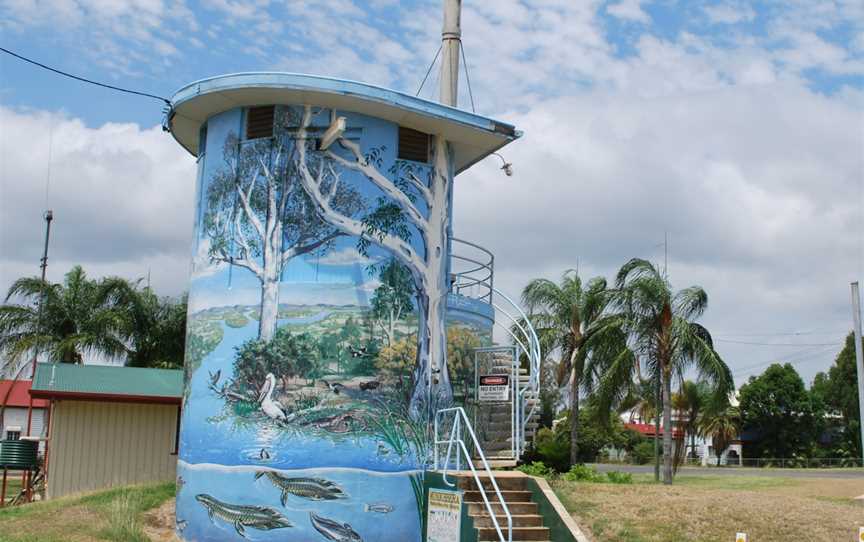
0 0 862 386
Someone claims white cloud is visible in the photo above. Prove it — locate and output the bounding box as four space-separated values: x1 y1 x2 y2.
0 107 196 296
606 0 651 23
703 2 756 25
0 0 198 74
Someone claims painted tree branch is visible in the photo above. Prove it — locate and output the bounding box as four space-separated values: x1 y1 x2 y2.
326 138 428 235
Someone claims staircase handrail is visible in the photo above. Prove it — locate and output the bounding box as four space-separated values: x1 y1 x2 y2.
434 406 512 542
490 287 541 392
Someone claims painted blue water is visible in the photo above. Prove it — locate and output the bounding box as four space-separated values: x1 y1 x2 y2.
176 462 422 542
180 315 417 472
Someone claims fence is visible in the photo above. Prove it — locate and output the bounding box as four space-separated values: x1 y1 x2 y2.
597 455 863 469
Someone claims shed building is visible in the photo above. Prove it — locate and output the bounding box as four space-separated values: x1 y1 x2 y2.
29 363 182 499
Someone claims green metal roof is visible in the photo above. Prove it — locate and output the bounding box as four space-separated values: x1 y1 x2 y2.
31 363 183 402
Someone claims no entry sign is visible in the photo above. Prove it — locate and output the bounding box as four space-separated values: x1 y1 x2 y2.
478 375 510 402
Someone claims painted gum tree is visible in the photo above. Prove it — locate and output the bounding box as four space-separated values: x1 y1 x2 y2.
203 109 361 341
295 106 454 417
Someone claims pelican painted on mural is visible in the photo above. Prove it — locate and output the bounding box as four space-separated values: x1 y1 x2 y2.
257 373 288 421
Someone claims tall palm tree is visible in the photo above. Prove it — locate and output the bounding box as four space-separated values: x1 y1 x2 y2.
111 284 187 369
673 380 709 463
0 266 128 369
592 258 732 484
521 270 627 465
698 402 740 466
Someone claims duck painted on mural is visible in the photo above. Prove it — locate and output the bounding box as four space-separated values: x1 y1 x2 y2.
257 373 288 421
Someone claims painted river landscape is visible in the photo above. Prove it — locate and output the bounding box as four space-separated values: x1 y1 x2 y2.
176 105 489 541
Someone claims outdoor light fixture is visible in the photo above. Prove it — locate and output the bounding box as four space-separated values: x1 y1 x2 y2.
492 152 513 176
319 115 347 151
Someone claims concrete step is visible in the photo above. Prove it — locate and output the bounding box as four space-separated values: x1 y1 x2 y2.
476 526 550 541
479 441 513 452
457 474 526 491
463 490 533 503
467 501 538 515
472 514 544 528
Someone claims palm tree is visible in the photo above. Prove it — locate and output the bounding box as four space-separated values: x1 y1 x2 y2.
698 402 740 466
593 258 732 484
521 270 627 465
111 284 187 369
673 380 709 464
0 266 128 369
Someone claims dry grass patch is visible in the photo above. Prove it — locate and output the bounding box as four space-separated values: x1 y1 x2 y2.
554 475 864 542
0 482 175 542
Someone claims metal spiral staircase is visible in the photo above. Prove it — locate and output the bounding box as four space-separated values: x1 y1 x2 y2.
431 239 546 542
449 238 542 465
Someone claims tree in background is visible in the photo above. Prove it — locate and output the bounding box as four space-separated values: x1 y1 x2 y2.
446 326 481 401
0 266 128 368
698 398 740 466
521 270 628 466
376 335 418 402
370 259 414 347
113 285 187 369
811 332 862 458
596 259 732 484
673 380 709 462
739 363 821 459
203 109 361 342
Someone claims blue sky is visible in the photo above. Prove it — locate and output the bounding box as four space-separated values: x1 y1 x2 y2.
1 0 862 386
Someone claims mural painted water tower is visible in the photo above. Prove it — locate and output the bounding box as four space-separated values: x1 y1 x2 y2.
166 2 521 540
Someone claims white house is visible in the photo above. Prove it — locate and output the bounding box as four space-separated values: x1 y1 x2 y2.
0 379 48 450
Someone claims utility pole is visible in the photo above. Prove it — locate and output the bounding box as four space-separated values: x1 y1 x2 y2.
25 210 53 437
439 0 461 107
851 282 864 464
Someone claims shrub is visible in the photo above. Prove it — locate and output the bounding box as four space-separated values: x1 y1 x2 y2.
533 427 571 472
562 464 605 483
605 471 633 484
517 461 554 477
630 440 654 465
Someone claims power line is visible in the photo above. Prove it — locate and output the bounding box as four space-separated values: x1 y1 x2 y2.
715 338 843 347
416 45 442 97
714 330 845 337
0 46 170 105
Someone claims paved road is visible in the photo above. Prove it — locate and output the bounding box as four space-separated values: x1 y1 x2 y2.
591 463 864 479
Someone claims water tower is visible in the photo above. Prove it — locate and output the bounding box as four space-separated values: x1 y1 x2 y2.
166 2 533 540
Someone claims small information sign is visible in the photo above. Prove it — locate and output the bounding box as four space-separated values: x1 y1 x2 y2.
427 488 462 542
478 374 510 402
735 533 747 542
858 526 863 542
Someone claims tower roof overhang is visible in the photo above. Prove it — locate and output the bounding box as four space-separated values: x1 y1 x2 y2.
168 72 521 174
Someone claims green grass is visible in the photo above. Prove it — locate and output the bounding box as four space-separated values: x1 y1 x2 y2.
0 482 174 542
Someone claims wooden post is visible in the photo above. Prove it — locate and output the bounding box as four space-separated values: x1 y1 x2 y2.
1 468 7 507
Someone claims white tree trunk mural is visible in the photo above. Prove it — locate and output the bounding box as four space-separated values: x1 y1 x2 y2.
204 121 359 342
295 106 453 417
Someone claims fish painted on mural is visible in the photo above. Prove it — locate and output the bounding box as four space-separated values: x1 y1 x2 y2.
309 512 363 542
195 494 293 538
254 471 348 505
363 502 394 514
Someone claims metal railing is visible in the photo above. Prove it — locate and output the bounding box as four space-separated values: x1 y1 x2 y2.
490 287 541 459
451 237 494 303
434 407 512 542
449 237 542 460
